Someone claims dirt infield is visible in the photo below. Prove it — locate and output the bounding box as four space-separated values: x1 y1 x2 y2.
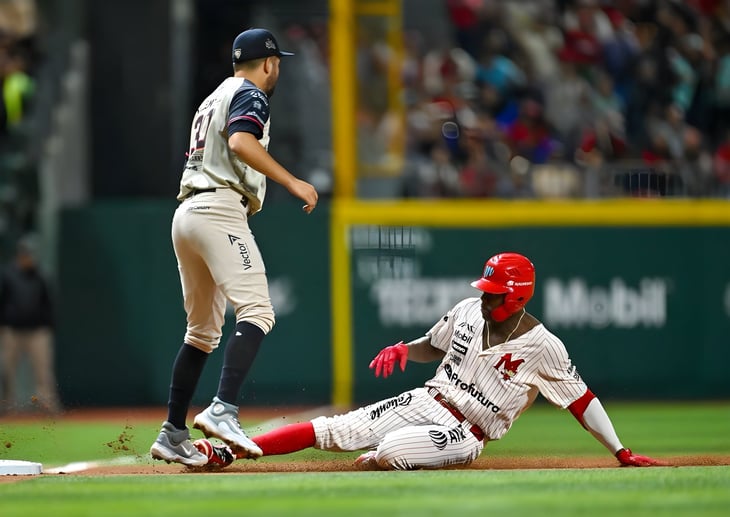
2 454 729 483
2 407 729 481
44 453 730 477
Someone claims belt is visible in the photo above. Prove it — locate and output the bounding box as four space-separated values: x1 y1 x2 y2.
185 188 216 198
184 188 248 206
429 388 485 441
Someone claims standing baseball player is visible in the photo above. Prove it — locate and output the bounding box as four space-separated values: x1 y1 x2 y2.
199 252 660 470
150 27 318 467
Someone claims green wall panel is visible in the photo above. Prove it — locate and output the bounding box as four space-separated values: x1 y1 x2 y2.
56 200 330 407
352 226 730 402
56 201 729 407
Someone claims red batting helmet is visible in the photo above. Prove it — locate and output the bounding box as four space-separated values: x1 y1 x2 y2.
471 252 535 321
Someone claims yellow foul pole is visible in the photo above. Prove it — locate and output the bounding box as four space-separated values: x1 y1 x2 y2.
330 0 357 406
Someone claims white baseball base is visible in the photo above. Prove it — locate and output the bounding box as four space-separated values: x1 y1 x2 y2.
0 459 43 475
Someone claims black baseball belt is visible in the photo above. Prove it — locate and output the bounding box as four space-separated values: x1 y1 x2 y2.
186 188 217 197
428 387 485 441
184 188 248 206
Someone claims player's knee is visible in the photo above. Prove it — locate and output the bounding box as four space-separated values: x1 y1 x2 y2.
374 437 416 470
373 447 412 470
183 332 220 353
249 312 274 334
234 305 275 334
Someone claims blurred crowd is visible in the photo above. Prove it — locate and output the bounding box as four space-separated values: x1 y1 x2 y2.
5 0 730 207
0 0 39 256
0 2 57 415
337 0 730 199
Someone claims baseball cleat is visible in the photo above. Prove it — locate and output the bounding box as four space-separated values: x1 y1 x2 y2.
193 438 235 467
193 397 263 459
150 421 208 467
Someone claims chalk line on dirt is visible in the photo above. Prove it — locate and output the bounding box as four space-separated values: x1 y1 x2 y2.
44 455 141 474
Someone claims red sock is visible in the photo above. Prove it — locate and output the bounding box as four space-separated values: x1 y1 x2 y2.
252 422 316 456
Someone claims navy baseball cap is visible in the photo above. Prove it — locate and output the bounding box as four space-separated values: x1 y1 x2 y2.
232 28 294 63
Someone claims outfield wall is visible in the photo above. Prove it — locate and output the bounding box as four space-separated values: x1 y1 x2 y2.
349 224 730 403
55 200 730 407
56 200 331 407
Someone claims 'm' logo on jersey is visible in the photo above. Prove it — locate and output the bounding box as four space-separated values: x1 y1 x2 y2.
494 353 525 381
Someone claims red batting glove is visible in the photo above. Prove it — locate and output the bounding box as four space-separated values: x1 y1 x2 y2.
615 447 660 467
369 341 408 378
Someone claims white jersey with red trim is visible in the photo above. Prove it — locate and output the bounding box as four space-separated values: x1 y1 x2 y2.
310 296 590 470
425 297 588 440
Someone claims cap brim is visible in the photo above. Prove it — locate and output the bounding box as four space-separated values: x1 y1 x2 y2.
279 50 295 56
471 278 509 294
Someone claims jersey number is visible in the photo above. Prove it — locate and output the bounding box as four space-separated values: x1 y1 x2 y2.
189 109 214 155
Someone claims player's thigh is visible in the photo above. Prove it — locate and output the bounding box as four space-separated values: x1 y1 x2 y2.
173 220 226 350
185 207 268 297
172 196 260 282
312 406 391 452
312 389 440 451
211 230 269 305
205 228 274 333
376 424 483 470
174 202 273 334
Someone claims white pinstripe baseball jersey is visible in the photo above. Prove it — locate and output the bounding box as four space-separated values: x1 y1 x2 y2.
425 297 588 440
311 296 589 469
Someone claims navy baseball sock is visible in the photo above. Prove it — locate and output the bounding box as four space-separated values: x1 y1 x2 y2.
167 343 208 430
216 321 264 405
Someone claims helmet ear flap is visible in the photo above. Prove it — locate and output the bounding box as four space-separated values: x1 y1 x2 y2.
500 293 528 320
490 304 511 322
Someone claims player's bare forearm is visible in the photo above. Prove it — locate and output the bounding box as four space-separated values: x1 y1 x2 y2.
569 393 663 466
229 133 318 212
229 132 297 186
404 336 445 363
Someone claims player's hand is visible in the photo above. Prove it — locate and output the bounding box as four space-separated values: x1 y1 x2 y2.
615 448 660 467
288 179 318 214
369 341 408 378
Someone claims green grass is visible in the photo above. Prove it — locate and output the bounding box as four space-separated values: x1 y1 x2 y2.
2 468 729 517
1 420 160 465
487 401 730 456
1 402 729 516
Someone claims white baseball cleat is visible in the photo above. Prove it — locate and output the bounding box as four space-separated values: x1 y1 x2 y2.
193 397 263 459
